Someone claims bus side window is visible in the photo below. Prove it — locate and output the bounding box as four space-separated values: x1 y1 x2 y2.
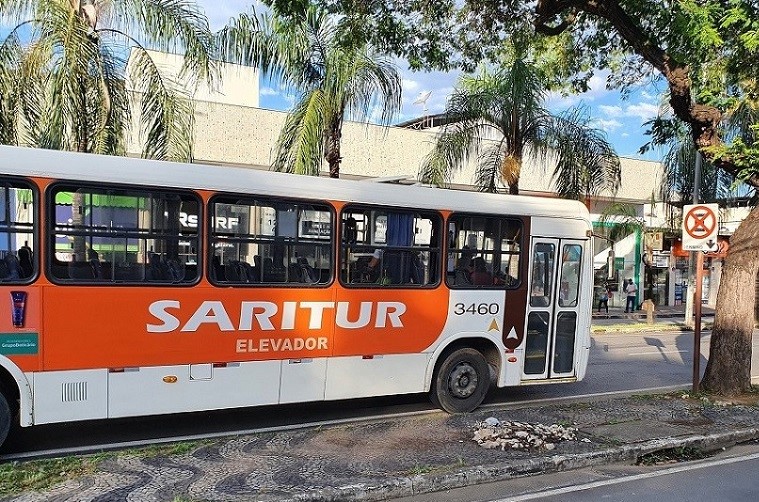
446 214 522 290
50 185 198 285
209 198 332 287
0 181 36 283
340 207 440 288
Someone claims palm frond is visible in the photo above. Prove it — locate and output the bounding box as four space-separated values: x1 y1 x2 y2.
271 89 327 175
598 202 644 242
116 0 216 86
222 4 401 178
419 122 482 186
0 27 23 145
546 107 621 201
129 47 194 161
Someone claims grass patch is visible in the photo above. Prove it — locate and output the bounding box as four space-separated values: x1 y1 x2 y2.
0 440 207 497
636 446 711 466
122 440 207 458
0 454 109 496
406 463 436 476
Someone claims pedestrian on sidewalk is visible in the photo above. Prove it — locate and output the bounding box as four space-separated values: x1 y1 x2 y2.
624 278 637 313
598 284 610 314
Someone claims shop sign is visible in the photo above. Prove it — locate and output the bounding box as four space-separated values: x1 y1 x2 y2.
651 253 669 268
644 231 664 251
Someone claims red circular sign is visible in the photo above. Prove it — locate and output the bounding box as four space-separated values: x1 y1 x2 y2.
684 205 717 240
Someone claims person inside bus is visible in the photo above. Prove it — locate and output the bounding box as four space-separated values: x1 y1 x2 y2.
470 257 493 285
18 243 33 278
366 248 390 283
453 246 474 285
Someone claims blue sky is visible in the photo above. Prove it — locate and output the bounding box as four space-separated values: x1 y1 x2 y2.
0 1 667 162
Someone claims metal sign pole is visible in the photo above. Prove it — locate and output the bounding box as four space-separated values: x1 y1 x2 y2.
693 251 703 393
691 152 703 394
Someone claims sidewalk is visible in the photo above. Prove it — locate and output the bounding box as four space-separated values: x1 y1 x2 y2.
591 303 715 322
4 391 759 502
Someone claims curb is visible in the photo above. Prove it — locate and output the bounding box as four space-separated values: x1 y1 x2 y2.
289 427 759 501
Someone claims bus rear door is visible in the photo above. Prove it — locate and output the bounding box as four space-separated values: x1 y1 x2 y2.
522 238 585 380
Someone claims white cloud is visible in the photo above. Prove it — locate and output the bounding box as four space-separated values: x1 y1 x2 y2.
260 86 279 96
626 102 659 122
599 102 659 123
402 78 421 94
591 118 623 132
397 66 458 120
599 105 624 116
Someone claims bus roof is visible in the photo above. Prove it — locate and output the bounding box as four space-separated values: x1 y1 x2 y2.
0 145 590 221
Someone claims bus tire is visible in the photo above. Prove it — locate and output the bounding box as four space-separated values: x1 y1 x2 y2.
431 348 490 413
0 392 10 448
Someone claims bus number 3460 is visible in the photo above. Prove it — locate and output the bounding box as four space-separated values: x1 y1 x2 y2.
453 303 500 315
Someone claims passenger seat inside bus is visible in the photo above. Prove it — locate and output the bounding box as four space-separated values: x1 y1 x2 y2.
0 253 21 280
146 253 183 282
66 260 100 280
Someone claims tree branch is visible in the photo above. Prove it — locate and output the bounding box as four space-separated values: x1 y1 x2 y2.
536 0 759 187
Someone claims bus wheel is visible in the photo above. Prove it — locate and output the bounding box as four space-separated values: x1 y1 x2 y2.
431 348 490 413
0 392 10 448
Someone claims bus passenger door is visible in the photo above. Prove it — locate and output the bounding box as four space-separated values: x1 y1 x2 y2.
522 238 584 380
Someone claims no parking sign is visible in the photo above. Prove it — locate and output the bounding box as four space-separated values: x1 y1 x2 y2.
682 204 719 252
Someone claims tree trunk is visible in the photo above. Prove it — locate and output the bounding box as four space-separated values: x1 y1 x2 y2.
700 205 759 395
325 115 343 179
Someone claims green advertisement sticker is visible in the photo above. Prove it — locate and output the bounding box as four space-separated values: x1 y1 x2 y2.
0 333 38 355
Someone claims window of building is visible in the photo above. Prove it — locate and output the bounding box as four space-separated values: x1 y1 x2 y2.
209 196 332 285
0 179 36 282
446 214 522 288
341 206 441 287
49 185 199 284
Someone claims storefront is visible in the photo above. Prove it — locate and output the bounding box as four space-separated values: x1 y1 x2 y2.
669 237 730 308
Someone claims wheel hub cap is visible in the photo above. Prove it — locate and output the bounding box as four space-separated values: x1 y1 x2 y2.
448 362 478 398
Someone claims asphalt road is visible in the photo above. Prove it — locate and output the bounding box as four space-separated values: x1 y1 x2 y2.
2 328 757 457
516 452 759 502
391 441 759 502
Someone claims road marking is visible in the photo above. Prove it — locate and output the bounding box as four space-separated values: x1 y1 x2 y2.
500 452 759 501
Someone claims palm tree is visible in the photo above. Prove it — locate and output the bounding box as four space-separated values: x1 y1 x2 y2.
0 0 215 160
217 5 402 178
419 55 620 199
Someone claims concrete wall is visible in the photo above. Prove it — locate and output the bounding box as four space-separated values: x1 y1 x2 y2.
150 97 664 204
122 51 663 202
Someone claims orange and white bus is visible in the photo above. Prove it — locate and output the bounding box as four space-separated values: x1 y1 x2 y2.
0 145 593 447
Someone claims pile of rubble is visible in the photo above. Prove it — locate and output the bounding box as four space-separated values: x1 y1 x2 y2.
472 417 582 451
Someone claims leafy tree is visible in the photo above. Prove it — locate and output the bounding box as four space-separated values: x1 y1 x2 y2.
419 56 620 199
0 0 214 160
217 5 402 178
269 0 759 396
